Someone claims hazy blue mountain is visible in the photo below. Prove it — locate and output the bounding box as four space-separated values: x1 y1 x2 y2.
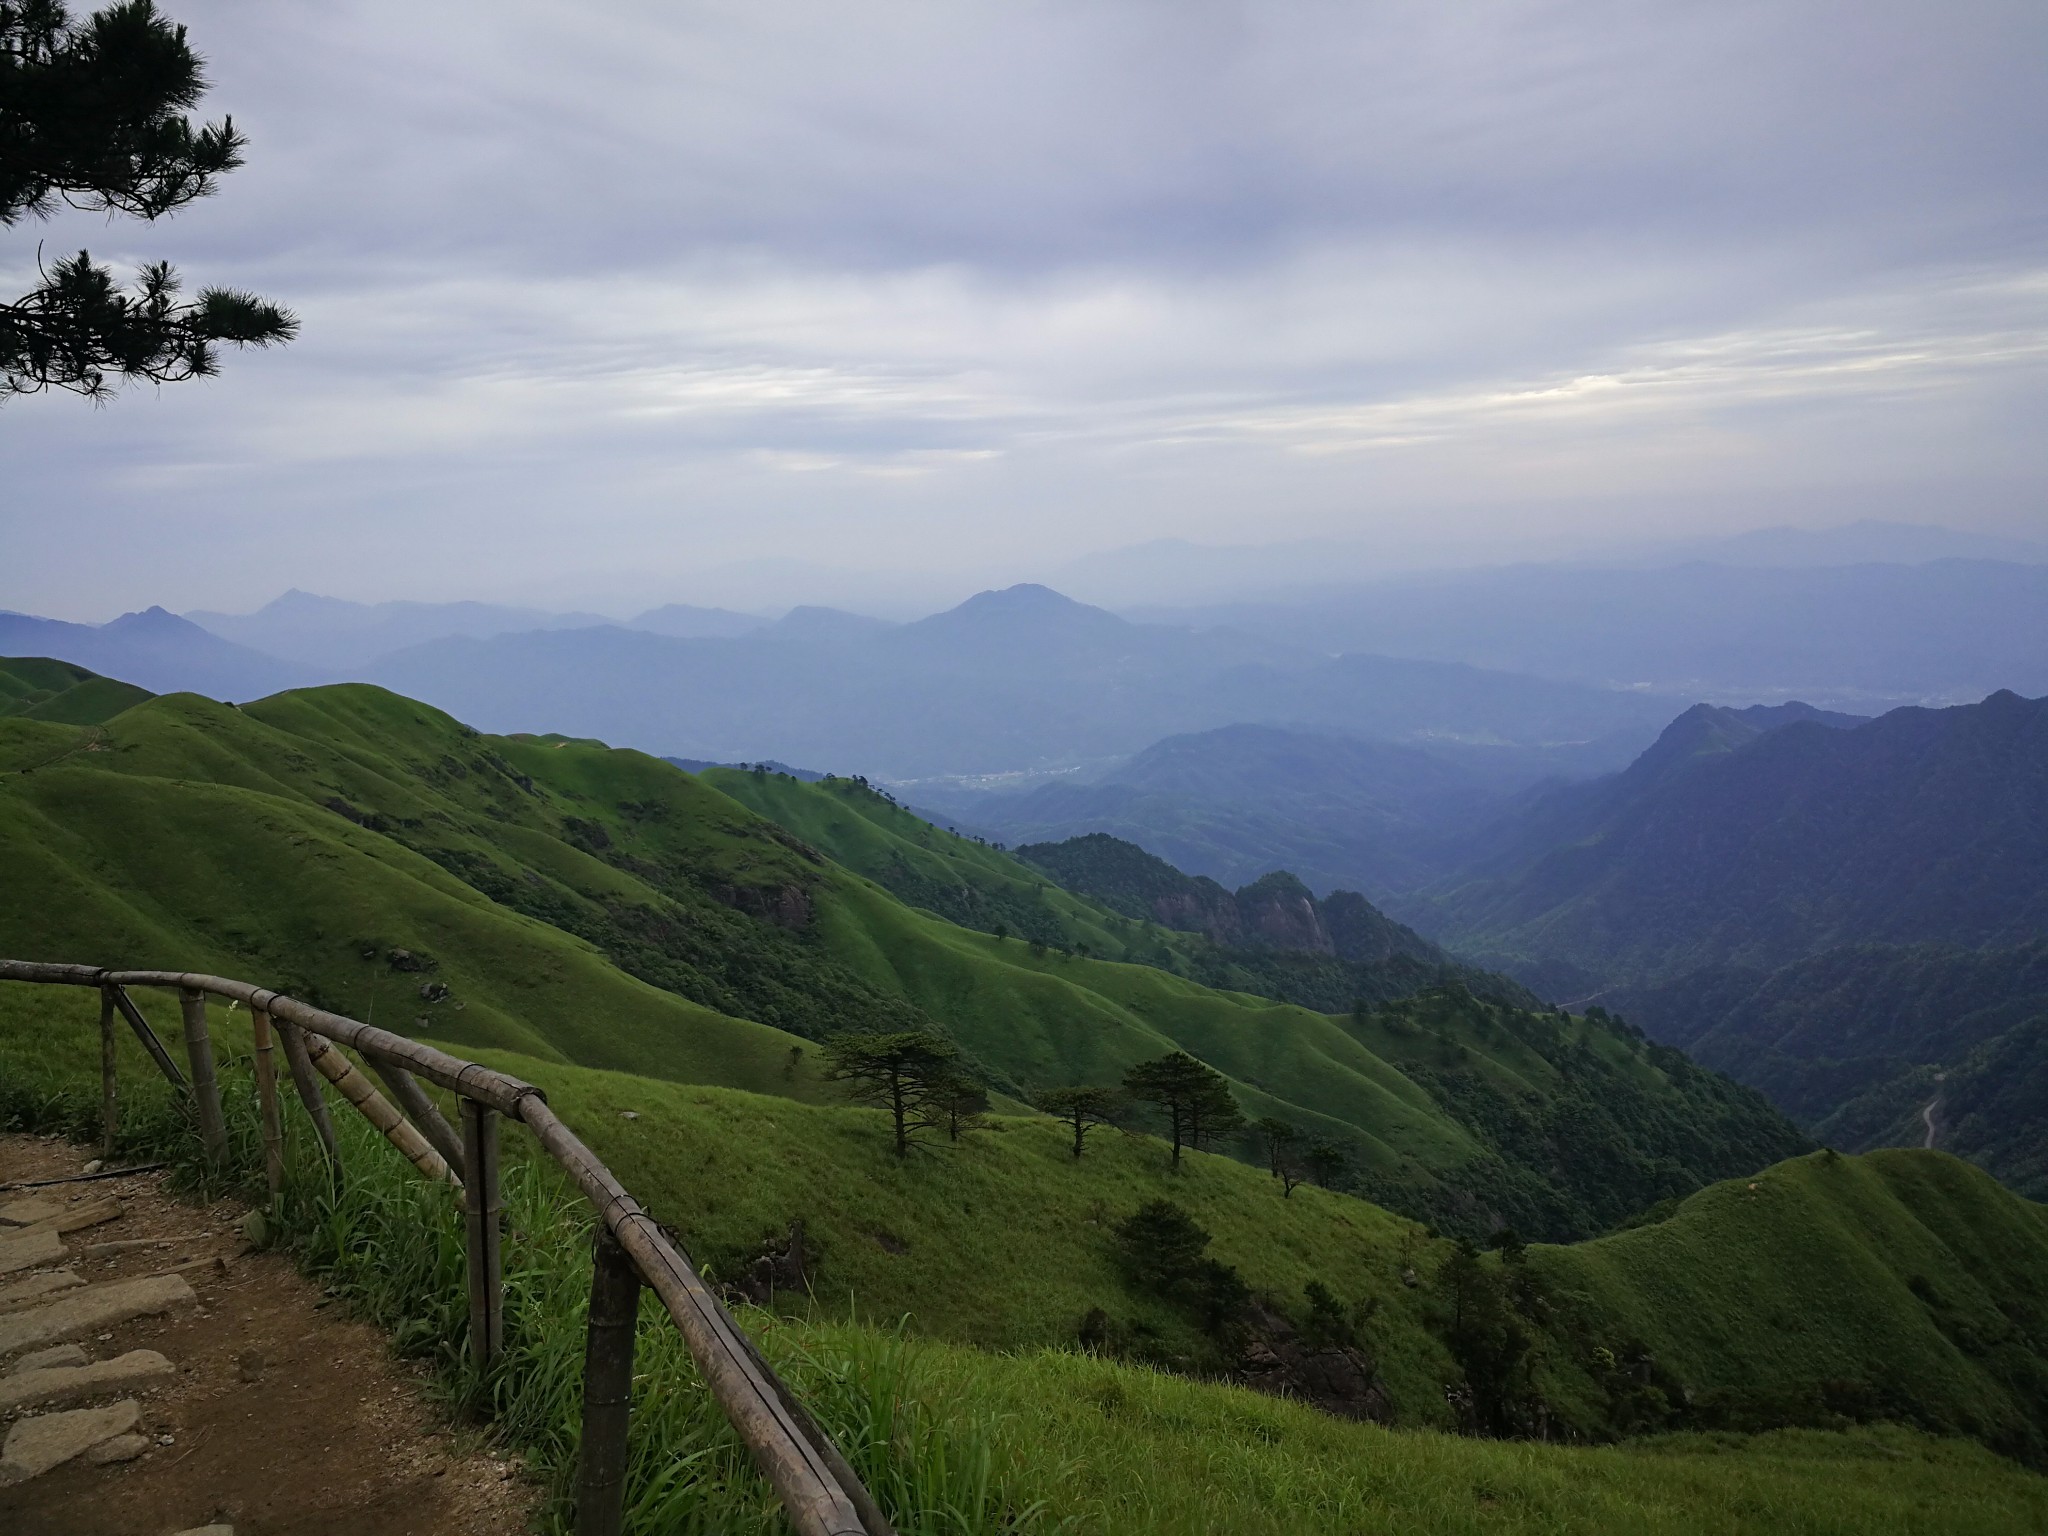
1648 519 2048 568
1050 521 2048 608
1398 692 2048 1188
912 723 1547 897
1135 560 2048 710
363 584 1681 780
763 605 899 643
627 603 770 640
186 589 613 672
0 606 308 700
1415 689 2048 984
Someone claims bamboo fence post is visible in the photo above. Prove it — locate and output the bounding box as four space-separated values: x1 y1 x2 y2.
180 986 229 1163
299 1032 454 1184
97 984 118 1158
369 1057 466 1179
461 1100 504 1370
108 983 186 1091
276 1021 340 1170
250 1007 286 1201
516 1095 879 1536
577 1229 641 1536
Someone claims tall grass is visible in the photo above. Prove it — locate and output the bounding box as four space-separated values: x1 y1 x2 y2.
0 1042 1050 1536
9 1003 2048 1534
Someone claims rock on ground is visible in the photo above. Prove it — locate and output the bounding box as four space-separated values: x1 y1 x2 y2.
0 1273 195 1357
0 1399 140 1486
0 1272 83 1315
0 1198 63 1227
0 1349 175 1413
6 1343 88 1375
0 1226 64 1277
83 1433 149 1465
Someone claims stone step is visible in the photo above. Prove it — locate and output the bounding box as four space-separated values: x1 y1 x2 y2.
0 1349 174 1413
0 1273 196 1358
0 1269 82 1314
6 1343 88 1375
0 1197 64 1228
19 1196 123 1238
81 1237 180 1259
0 1226 65 1277
85 1431 148 1465
0 1398 141 1486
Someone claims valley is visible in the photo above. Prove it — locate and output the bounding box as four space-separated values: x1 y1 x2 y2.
3 586 2045 1531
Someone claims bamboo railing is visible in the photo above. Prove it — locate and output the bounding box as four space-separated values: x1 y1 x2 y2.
0 959 889 1536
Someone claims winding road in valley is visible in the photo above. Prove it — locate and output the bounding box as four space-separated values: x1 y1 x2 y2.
1921 1072 1947 1150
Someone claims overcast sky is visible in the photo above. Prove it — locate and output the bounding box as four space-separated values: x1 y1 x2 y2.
4 0 2046 620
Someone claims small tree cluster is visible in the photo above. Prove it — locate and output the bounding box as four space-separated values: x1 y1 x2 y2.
824 1029 984 1156
1035 1083 1122 1159
1122 1051 1241 1170
1112 1199 1249 1338
1434 1237 1545 1438
1255 1117 1352 1196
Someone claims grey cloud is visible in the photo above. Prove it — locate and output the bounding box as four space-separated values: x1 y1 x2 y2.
2 1 2044 620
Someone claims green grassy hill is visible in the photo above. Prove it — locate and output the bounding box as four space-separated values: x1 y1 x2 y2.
5 982 2047 1478
0 672 1802 1240
6 668 2047 1529
0 655 153 724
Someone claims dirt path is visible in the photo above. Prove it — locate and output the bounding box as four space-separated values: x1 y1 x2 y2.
0 1132 539 1536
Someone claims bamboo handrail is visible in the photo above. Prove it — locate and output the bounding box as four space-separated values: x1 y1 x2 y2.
0 957 885 1536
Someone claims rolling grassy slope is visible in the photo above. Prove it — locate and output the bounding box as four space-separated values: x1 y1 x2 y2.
0 656 153 724
702 764 1143 955
706 769 1544 1018
1534 1150 2048 1461
4 982 2046 1475
0 674 1798 1238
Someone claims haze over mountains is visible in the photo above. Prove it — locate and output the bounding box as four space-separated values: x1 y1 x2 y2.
0 605 306 701
1051 518 2048 607
1136 560 2048 711
913 724 1523 899
6 582 1688 780
10 523 2043 784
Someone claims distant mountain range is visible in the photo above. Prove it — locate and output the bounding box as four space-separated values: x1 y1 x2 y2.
1415 689 2048 985
912 723 1540 897
0 606 309 700
186 589 620 670
1373 689 2048 1196
353 583 1682 779
1134 559 2048 710
0 584 1685 780
1052 518 2048 607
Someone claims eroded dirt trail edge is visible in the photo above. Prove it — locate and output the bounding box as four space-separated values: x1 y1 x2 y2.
0 1132 539 1536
